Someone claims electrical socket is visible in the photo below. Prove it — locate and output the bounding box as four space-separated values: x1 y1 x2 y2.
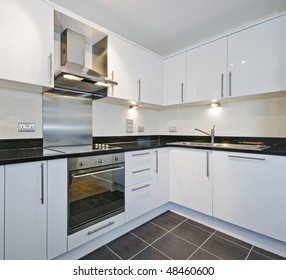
18 123 36 132
169 126 177 133
138 126 144 132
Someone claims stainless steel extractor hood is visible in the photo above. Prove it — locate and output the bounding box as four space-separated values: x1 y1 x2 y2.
54 28 117 97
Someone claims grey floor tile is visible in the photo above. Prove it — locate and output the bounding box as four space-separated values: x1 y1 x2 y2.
80 246 120 260
131 222 167 244
252 246 286 260
107 232 148 260
171 221 212 246
246 251 272 260
167 211 187 221
131 246 171 260
151 212 183 231
202 235 250 260
189 249 221 260
215 231 252 249
185 219 216 233
152 232 198 260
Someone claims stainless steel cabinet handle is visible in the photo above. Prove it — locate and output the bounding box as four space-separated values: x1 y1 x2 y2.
111 71 115 96
138 79 141 101
181 82 184 102
87 221 115 235
206 152 210 178
49 52 53 85
132 152 151 157
155 150 158 173
221 73 224 97
228 155 265 161
229 71 232 96
132 184 150 191
40 163 44 204
132 168 151 174
72 166 124 178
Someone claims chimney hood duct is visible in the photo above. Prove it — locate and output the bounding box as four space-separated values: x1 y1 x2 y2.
54 28 117 97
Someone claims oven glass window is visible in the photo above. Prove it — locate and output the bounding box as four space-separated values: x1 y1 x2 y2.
68 163 124 234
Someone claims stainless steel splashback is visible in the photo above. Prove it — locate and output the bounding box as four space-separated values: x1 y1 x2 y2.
43 89 92 147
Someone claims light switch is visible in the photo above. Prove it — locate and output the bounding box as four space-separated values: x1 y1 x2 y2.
126 119 133 133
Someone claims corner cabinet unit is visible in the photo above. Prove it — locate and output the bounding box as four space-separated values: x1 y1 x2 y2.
0 0 54 88
213 151 286 242
171 148 212 216
4 159 67 260
0 166 4 260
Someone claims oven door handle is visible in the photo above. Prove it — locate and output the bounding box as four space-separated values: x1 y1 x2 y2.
72 166 124 178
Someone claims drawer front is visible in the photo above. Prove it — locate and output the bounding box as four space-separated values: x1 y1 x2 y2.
125 180 153 221
125 165 153 186
68 213 125 251
125 150 154 169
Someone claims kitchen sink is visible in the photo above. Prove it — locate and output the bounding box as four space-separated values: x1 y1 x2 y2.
167 141 270 151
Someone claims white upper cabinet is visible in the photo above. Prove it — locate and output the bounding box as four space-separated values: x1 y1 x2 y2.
186 38 227 102
137 48 164 105
108 34 138 101
164 53 186 105
0 0 54 88
228 15 286 97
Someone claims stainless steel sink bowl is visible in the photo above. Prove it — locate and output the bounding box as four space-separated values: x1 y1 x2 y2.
167 141 270 151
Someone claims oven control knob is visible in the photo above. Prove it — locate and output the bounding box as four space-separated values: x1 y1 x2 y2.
79 161 84 167
98 159 103 164
114 156 118 162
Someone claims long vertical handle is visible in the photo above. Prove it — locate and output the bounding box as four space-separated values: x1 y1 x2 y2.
155 150 158 173
221 73 224 97
40 163 44 204
229 71 232 97
111 71 115 96
138 79 141 101
49 52 53 85
181 82 184 102
206 152 210 178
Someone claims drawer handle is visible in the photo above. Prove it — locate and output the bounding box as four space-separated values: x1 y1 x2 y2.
228 155 265 161
132 152 151 157
132 168 151 174
132 184 150 191
87 221 115 235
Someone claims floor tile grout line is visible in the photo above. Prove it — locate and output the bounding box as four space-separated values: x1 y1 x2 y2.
214 232 253 251
245 245 254 260
105 245 123 260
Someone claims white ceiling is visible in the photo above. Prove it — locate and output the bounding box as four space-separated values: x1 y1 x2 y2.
50 0 286 57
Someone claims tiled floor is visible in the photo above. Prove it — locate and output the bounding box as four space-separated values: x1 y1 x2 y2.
80 211 285 260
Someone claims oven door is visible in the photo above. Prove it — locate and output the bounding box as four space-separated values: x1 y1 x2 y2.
68 162 125 235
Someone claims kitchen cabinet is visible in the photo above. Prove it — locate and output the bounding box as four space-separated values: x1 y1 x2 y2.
137 48 164 105
186 38 227 102
171 148 212 216
228 15 286 97
213 151 286 242
164 53 186 105
108 34 138 101
0 166 4 260
0 0 54 88
4 159 67 260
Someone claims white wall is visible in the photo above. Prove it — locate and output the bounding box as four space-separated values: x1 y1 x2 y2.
0 87 42 139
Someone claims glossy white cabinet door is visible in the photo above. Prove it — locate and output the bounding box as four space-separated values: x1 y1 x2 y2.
171 148 212 216
0 166 4 260
186 38 227 102
228 15 286 97
137 48 164 105
47 159 68 260
0 0 53 87
108 34 138 101
213 151 286 242
164 53 186 105
5 161 47 259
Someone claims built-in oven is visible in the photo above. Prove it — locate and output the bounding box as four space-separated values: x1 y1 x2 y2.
68 153 125 235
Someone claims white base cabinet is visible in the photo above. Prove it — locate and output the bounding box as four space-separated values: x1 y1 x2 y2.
4 159 67 260
0 0 54 88
0 166 4 260
171 148 212 216
213 151 286 242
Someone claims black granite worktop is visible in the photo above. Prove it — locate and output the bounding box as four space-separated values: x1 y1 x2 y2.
1 135 286 165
